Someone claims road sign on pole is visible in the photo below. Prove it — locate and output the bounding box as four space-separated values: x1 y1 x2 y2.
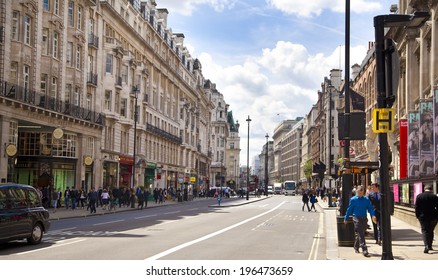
372 108 395 133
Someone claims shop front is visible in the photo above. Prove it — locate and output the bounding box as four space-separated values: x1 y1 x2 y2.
102 159 119 190
119 156 133 190
144 163 156 192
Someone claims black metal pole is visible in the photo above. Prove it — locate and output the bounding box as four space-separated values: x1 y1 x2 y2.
132 86 139 191
340 0 353 216
374 15 394 260
246 116 251 200
265 133 269 196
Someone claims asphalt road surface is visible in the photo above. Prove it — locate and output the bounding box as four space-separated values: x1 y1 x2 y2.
0 195 326 260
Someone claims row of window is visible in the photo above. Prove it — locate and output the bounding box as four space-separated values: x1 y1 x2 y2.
43 0 83 30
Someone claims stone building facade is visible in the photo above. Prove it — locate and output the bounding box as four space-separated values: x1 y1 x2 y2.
0 0 236 197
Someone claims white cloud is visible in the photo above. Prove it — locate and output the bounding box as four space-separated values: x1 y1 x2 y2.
157 0 237 16
267 0 383 18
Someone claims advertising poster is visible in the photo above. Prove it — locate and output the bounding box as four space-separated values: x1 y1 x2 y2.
393 183 399 203
419 99 434 175
401 183 410 205
408 112 420 177
413 182 423 205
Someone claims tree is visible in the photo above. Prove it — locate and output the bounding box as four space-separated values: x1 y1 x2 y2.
304 160 313 182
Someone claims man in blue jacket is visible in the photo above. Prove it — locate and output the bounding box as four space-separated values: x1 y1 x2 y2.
344 185 377 257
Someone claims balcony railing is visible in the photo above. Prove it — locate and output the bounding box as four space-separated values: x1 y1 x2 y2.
86 72 98 86
146 123 182 144
88 34 99 49
115 76 122 88
0 80 104 126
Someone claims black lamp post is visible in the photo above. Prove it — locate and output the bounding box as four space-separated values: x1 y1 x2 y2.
340 0 352 218
265 133 269 197
246 116 251 200
374 11 429 261
132 85 139 190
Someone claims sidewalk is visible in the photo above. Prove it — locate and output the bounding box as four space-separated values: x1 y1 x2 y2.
318 200 438 260
48 195 267 220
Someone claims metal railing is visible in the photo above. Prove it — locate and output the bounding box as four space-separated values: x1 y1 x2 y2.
0 80 104 125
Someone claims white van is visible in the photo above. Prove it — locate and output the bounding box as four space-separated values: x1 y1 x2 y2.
273 183 282 194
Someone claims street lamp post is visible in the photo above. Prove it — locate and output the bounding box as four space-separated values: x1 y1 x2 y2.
132 85 139 190
246 116 251 200
265 133 269 197
374 11 429 260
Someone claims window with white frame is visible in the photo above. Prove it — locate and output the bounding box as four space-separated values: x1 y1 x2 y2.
52 31 59 58
68 1 74 27
86 137 94 156
10 62 18 84
51 77 57 99
115 92 120 113
122 65 128 83
74 87 80 106
88 18 94 35
104 90 112 110
65 83 72 103
40 74 48 96
105 54 113 73
24 15 31 45
9 121 18 145
120 98 127 117
86 93 92 110
11 11 19 41
54 0 59 15
76 45 82 69
42 28 49 55
77 5 82 30
66 42 73 66
23 65 30 97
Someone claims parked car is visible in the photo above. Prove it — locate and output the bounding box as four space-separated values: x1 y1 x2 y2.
0 183 50 244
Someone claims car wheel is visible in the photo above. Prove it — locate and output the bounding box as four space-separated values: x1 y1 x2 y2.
27 222 43 245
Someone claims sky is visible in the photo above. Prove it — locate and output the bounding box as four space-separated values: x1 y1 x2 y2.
155 0 396 166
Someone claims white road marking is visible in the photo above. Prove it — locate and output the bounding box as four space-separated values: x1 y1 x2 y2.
251 211 283 231
93 219 124 226
15 238 86 255
163 211 180 215
308 212 324 260
134 214 157 219
187 208 199 211
145 201 286 260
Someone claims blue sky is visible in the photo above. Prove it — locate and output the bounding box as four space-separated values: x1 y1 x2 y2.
156 0 396 166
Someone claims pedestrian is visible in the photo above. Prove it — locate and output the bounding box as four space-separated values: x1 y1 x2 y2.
344 185 377 257
368 183 381 245
70 187 77 210
302 190 310 212
415 185 438 254
136 187 144 210
89 188 98 214
101 188 109 210
51 188 59 213
143 189 149 208
309 190 317 212
79 188 86 209
64 187 70 209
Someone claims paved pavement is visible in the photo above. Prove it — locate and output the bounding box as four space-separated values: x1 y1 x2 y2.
47 195 437 260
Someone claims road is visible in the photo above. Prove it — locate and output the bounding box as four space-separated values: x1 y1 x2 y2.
0 195 325 260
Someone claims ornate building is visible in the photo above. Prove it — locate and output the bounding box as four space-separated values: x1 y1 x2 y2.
0 0 236 198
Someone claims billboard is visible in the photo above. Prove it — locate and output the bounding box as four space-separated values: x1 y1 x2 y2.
419 99 433 176
408 111 420 177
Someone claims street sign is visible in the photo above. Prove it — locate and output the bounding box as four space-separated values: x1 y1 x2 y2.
372 108 395 133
